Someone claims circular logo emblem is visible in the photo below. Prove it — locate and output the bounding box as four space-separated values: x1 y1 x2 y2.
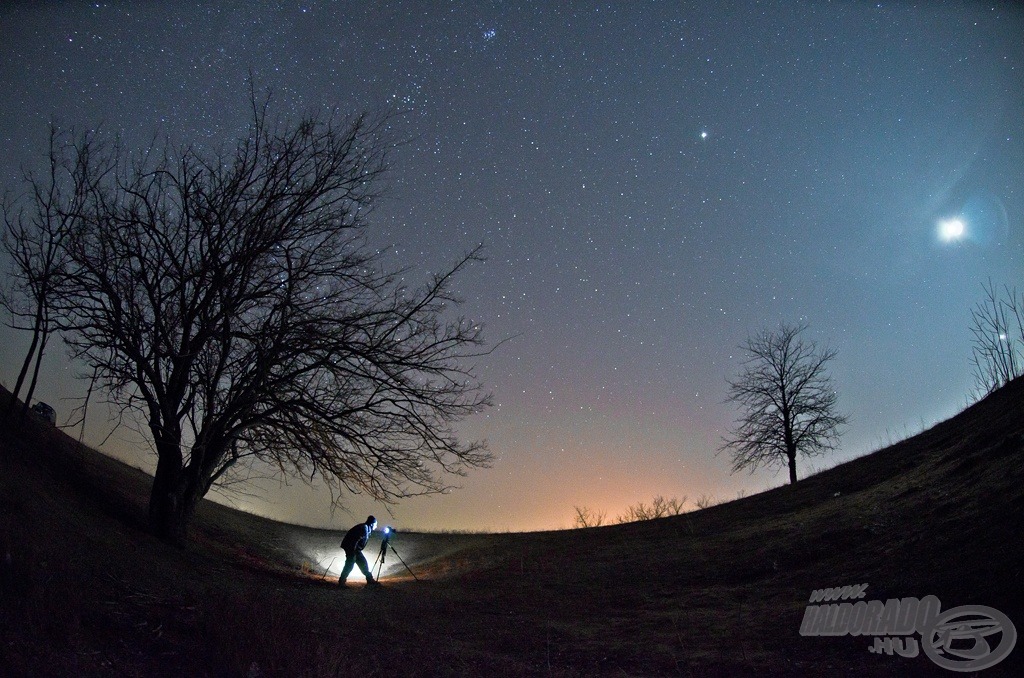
922 605 1017 672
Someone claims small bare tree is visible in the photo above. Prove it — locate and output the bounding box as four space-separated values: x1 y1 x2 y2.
572 505 606 528
970 280 1023 396
616 495 688 523
693 493 718 510
720 323 847 485
24 95 492 544
1 127 78 422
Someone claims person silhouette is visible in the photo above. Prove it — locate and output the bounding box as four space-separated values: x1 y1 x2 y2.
338 515 380 587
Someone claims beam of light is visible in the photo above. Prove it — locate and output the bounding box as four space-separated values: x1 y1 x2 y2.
301 539 401 582
938 218 966 242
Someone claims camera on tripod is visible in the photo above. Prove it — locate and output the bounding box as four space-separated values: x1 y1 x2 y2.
371 525 418 581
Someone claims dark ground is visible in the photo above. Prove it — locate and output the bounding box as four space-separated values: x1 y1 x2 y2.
1 378 1023 676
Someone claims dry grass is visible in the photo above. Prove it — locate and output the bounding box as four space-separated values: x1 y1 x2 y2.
2 379 1024 676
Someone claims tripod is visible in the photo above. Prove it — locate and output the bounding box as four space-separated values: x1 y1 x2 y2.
372 533 420 581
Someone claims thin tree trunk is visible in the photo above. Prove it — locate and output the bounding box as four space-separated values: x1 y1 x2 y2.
5 308 42 421
20 326 49 421
783 407 798 484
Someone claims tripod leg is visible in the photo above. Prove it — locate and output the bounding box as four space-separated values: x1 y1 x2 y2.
321 557 336 580
374 543 387 580
388 546 420 581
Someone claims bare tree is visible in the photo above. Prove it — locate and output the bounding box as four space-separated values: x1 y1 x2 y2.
693 493 718 510
720 323 847 485
573 494 689 528
572 505 606 528
30 96 492 544
1 127 78 422
969 279 1023 396
616 495 688 523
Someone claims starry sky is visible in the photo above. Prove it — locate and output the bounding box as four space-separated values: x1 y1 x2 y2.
1 1 1022 532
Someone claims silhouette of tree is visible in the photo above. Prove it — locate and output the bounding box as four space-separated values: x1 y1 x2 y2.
693 493 718 510
573 495 688 528
22 94 492 544
616 495 687 523
720 323 846 485
572 505 606 528
969 280 1023 397
1 127 76 422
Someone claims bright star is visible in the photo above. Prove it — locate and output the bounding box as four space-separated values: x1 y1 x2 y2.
700 130 708 139
938 218 965 242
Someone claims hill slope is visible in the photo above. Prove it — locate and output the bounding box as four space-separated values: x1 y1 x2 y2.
2 379 1022 676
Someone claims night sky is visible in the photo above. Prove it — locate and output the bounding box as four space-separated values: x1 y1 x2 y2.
1 2 1021 532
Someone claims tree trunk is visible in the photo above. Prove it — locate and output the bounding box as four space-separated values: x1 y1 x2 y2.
783 408 798 484
149 469 203 546
20 327 49 421
5 310 42 421
148 433 194 546
152 481 202 546
148 431 225 545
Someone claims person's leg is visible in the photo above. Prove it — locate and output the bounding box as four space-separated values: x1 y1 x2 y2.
356 551 375 582
339 550 356 584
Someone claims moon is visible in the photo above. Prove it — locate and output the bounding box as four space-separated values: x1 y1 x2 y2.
938 218 965 242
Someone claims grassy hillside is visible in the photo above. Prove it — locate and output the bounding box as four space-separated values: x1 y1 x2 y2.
2 379 1023 676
